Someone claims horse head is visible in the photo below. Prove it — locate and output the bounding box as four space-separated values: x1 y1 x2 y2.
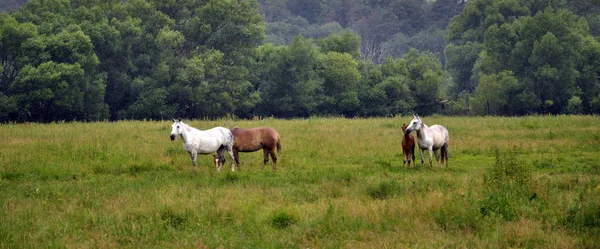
170 119 183 140
401 123 408 132
405 114 423 134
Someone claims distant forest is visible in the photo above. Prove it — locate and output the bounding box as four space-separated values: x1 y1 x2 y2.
1 0 599 122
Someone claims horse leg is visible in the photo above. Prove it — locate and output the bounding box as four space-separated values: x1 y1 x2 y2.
434 150 440 166
212 153 219 169
270 150 277 171
402 150 407 167
428 147 434 168
217 149 226 171
213 149 223 172
189 151 197 167
420 148 426 167
261 150 269 170
227 144 236 172
407 150 412 167
233 149 240 168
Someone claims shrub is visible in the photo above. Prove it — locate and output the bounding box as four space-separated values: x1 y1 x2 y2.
434 198 481 233
479 149 532 220
160 207 194 229
270 211 298 229
564 185 600 232
484 149 531 187
366 179 403 200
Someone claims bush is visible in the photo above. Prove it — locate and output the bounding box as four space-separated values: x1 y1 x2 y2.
271 211 298 229
434 198 481 233
565 96 583 114
366 179 403 200
479 149 532 220
565 186 600 232
484 149 531 187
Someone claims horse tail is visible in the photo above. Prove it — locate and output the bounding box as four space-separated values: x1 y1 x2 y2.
442 143 449 167
276 133 282 156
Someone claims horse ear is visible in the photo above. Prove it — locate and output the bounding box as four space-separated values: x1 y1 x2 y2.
172 118 177 122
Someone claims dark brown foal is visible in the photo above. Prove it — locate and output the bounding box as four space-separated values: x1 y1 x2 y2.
401 123 416 167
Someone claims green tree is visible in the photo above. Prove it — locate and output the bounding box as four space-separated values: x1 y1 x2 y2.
317 30 361 58
256 36 323 118
375 75 415 115
565 95 583 114
447 1 600 115
286 0 322 24
470 71 519 115
507 7 598 113
445 41 484 95
121 87 174 120
317 51 360 116
446 0 528 96
11 62 104 121
404 49 444 115
4 21 108 121
357 50 442 117
0 14 37 94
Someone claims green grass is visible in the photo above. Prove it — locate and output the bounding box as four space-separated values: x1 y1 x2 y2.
1 116 599 248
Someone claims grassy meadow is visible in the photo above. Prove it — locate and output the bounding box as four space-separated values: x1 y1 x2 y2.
1 115 599 248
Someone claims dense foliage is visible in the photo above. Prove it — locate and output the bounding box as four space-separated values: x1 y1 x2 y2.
259 0 600 115
1 0 599 121
1 0 446 122
445 0 600 115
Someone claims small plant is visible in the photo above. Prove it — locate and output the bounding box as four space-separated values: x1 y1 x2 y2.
270 211 297 229
366 180 402 200
221 172 240 184
480 148 532 220
484 148 531 187
532 159 555 169
564 185 600 232
128 162 154 175
479 184 521 220
160 207 194 230
434 198 481 233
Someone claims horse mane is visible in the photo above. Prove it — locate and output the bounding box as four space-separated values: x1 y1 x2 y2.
179 121 197 133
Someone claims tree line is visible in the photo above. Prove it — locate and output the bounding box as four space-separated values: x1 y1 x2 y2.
445 0 600 115
1 0 599 122
258 0 600 115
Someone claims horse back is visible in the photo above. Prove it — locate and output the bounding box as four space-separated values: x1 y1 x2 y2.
429 125 449 146
204 126 234 145
231 127 279 152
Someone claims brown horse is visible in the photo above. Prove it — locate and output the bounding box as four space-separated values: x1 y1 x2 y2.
214 127 281 170
401 123 416 167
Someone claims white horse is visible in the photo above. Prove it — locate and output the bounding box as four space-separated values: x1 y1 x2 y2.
169 119 237 172
404 114 449 167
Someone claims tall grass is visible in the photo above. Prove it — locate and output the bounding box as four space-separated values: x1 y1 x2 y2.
1 116 599 248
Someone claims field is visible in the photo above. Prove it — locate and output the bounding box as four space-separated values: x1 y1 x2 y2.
1 116 599 248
